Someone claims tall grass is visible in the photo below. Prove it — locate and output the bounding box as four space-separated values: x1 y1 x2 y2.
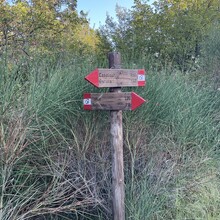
0 53 219 219
123 67 219 219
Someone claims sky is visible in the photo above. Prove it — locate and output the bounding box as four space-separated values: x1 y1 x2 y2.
77 0 154 29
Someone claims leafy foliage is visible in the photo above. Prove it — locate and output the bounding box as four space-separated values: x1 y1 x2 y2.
201 24 220 87
99 0 220 71
0 0 100 60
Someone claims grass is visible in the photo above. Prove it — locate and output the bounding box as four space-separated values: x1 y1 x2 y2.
0 53 219 219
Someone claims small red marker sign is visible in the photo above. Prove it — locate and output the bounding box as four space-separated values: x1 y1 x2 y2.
85 69 99 87
83 92 145 111
137 69 145 87
131 92 146 110
83 93 92 110
85 68 146 88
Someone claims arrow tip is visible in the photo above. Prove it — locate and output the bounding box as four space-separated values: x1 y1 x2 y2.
85 68 99 87
131 92 146 110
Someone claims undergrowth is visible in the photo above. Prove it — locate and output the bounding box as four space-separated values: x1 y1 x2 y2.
0 54 219 219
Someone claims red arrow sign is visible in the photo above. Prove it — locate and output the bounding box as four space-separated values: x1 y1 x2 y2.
83 92 145 111
85 68 146 88
131 92 146 110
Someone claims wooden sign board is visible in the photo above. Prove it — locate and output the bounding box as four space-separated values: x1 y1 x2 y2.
85 68 146 88
83 92 145 111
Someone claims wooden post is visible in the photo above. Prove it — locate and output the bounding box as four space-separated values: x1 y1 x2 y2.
84 52 146 219
108 52 125 220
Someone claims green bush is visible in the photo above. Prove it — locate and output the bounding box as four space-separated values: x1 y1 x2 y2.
201 24 220 88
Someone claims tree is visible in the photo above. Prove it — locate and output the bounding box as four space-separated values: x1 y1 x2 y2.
0 0 100 60
99 5 142 61
152 0 220 69
99 0 220 70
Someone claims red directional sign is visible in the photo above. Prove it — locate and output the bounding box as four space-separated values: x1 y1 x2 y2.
83 92 145 111
85 68 146 88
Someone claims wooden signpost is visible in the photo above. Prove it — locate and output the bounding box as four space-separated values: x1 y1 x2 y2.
83 92 145 111
83 52 146 220
85 68 146 88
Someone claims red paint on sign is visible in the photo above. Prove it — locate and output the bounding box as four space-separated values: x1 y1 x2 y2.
83 92 146 111
85 68 146 88
138 69 146 87
83 93 92 110
85 68 99 87
131 92 146 110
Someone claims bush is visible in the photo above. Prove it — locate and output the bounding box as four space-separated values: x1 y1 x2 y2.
201 23 220 88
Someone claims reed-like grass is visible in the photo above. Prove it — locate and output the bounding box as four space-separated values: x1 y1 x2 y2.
0 53 219 219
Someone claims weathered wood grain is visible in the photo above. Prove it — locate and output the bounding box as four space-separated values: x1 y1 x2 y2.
91 92 131 110
85 68 146 88
109 52 125 220
98 68 145 87
83 92 145 111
